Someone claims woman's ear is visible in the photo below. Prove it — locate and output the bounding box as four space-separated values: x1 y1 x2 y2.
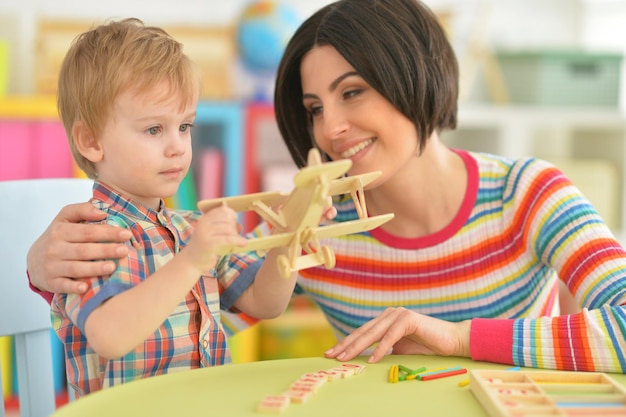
73 121 103 163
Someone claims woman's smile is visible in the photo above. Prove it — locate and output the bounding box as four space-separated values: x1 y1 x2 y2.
339 138 375 159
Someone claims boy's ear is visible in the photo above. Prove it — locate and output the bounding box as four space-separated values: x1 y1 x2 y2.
72 121 103 163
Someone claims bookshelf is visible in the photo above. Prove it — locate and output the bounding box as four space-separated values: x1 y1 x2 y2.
241 101 281 230
194 101 244 197
0 96 73 181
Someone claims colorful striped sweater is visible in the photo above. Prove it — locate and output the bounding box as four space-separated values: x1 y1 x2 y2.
222 149 626 373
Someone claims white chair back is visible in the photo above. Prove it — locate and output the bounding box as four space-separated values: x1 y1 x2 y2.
0 178 93 417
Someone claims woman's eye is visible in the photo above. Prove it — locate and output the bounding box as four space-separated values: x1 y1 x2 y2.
147 126 161 135
309 105 323 116
343 88 362 99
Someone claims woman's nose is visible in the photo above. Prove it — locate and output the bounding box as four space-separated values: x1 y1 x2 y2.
321 108 349 140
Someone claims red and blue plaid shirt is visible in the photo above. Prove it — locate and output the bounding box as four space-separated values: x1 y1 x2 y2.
51 182 248 396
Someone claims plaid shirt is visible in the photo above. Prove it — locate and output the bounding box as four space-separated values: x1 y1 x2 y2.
51 182 245 396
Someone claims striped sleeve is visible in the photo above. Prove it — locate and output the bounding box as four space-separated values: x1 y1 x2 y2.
471 158 626 372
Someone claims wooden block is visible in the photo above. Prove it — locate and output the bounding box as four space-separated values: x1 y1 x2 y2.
256 395 290 414
295 377 326 390
316 369 341 382
339 363 366 375
331 366 355 378
284 389 313 404
289 382 318 393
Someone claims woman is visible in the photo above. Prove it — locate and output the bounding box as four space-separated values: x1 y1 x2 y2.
28 0 626 372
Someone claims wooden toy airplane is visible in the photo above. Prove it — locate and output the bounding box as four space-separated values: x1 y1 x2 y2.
197 148 394 278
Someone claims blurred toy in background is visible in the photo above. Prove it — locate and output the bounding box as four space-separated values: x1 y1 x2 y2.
234 0 301 101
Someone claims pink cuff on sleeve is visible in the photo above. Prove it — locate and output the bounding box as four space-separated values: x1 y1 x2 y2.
27 270 54 305
470 318 515 365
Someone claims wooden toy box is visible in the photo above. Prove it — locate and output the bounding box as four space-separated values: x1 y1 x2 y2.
470 369 626 416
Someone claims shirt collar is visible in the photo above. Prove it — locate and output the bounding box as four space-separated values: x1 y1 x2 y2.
92 181 169 224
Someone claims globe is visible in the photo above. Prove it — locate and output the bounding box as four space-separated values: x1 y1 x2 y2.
236 1 301 75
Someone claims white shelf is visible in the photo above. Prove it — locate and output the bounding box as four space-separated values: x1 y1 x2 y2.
458 104 625 129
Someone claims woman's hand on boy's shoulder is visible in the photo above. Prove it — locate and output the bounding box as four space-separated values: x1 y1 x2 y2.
27 202 131 294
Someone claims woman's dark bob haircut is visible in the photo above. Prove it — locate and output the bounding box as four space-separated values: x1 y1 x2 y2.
274 0 459 168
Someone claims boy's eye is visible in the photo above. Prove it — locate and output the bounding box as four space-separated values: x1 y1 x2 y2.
180 123 194 133
147 126 161 135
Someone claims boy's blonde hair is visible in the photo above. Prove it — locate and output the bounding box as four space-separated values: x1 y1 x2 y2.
57 18 200 178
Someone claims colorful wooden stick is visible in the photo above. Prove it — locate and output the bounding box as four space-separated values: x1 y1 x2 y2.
420 368 468 381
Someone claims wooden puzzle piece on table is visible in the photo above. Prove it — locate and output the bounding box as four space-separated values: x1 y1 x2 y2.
469 369 626 417
198 148 394 278
256 363 366 413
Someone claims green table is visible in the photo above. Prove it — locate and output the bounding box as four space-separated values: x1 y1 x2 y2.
51 355 626 417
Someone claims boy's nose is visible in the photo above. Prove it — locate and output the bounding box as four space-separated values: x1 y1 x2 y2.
166 133 186 157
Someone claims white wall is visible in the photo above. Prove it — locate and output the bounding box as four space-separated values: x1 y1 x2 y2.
1 0 625 97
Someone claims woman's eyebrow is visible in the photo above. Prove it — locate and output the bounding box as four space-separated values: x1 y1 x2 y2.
302 71 360 100
329 71 359 91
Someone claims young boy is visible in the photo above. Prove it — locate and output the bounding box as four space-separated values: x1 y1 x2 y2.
51 18 299 397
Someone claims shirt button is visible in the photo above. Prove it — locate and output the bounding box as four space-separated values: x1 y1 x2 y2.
202 339 209 349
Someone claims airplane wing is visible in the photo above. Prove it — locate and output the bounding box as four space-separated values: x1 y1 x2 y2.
216 231 294 255
314 213 394 240
293 159 352 188
328 171 381 196
215 213 393 260
197 191 288 213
